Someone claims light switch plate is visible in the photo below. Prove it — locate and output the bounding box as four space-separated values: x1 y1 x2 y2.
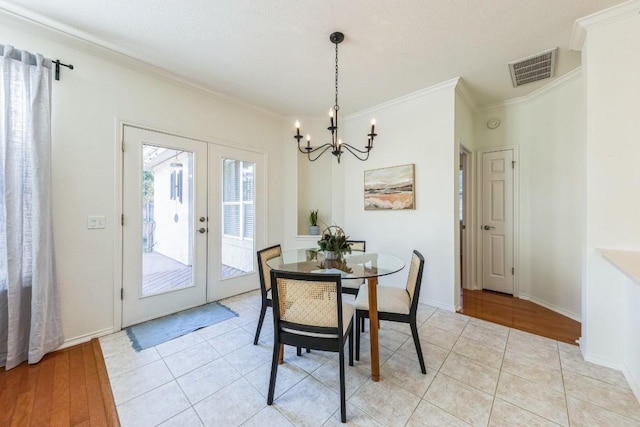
88 215 106 229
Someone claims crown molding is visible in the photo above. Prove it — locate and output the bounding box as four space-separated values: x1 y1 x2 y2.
478 67 582 111
569 0 640 51
0 3 283 120
454 77 478 111
346 77 460 120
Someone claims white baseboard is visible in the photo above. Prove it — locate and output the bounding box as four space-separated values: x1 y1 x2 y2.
623 365 640 404
56 327 115 351
583 350 640 403
518 293 581 323
421 297 457 312
583 352 623 371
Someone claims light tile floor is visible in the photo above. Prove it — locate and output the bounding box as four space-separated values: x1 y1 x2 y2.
100 290 640 426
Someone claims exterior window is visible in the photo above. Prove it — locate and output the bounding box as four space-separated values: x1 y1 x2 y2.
222 159 254 240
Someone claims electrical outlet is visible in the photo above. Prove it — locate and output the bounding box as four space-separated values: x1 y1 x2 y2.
88 216 106 229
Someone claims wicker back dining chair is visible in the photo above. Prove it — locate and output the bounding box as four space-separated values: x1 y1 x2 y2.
354 250 426 374
253 244 282 345
347 240 366 252
267 270 354 423
341 240 366 296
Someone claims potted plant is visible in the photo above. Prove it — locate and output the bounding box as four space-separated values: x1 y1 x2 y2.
317 225 352 260
309 210 320 235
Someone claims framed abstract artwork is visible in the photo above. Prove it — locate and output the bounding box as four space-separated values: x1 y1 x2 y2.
364 164 415 210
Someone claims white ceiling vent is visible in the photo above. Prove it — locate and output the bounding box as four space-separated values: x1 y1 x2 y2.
508 48 557 88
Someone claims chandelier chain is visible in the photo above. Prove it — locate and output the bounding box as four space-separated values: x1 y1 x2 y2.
334 42 339 111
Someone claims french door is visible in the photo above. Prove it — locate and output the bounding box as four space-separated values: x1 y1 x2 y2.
122 127 208 327
121 126 263 327
208 145 264 301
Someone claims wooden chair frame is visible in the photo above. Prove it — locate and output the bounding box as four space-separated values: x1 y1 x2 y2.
254 244 281 345
355 250 426 374
267 270 354 423
341 240 366 296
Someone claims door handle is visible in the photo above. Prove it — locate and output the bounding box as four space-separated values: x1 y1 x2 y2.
483 225 495 230
199 217 206 223
198 227 207 234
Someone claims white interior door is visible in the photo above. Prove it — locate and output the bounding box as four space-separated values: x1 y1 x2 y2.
480 149 514 294
208 145 265 301
122 126 208 327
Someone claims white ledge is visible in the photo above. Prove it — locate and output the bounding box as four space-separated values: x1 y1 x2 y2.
598 249 640 284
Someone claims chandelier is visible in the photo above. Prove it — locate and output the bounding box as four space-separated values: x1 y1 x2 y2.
294 32 378 163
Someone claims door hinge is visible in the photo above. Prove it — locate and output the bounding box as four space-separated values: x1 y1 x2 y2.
120 288 124 300
121 142 125 152
121 214 124 226
512 160 516 169
511 267 514 275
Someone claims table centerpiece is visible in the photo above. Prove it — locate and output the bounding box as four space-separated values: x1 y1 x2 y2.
317 225 352 261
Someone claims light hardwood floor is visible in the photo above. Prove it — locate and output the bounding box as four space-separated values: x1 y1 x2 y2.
0 339 119 426
459 288 581 345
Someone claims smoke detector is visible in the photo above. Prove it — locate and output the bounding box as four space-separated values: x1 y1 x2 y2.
508 48 558 88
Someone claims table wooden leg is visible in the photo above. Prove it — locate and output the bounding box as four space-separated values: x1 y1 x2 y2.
367 276 380 381
278 343 284 365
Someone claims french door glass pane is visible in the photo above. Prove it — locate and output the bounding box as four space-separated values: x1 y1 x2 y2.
243 203 254 239
223 159 240 202
221 158 255 279
141 144 194 296
223 204 240 236
242 163 254 201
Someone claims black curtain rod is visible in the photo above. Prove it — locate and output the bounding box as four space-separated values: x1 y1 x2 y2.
52 59 73 81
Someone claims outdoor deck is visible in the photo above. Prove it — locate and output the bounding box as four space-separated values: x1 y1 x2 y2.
142 252 246 295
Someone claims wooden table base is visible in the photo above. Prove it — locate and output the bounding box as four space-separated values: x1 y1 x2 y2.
367 276 380 381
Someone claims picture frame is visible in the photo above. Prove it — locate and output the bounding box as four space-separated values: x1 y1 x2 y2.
364 164 415 210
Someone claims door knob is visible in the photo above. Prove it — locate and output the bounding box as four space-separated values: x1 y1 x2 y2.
198 227 207 234
483 225 495 230
199 217 206 222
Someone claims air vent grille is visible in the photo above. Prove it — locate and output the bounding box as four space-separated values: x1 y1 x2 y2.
508 48 557 87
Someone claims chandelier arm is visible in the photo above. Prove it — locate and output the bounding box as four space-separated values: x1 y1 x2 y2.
307 145 334 161
341 144 371 161
297 142 334 155
341 142 373 155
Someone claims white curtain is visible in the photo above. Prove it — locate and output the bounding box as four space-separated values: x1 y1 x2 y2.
0 45 63 370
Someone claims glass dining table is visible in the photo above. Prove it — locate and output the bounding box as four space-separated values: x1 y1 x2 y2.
267 248 405 382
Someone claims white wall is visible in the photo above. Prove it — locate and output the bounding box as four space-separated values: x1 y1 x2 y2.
474 72 586 320
581 9 640 385
2 15 285 345
295 118 333 235
341 81 459 310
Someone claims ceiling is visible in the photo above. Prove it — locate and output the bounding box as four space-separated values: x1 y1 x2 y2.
0 0 627 116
